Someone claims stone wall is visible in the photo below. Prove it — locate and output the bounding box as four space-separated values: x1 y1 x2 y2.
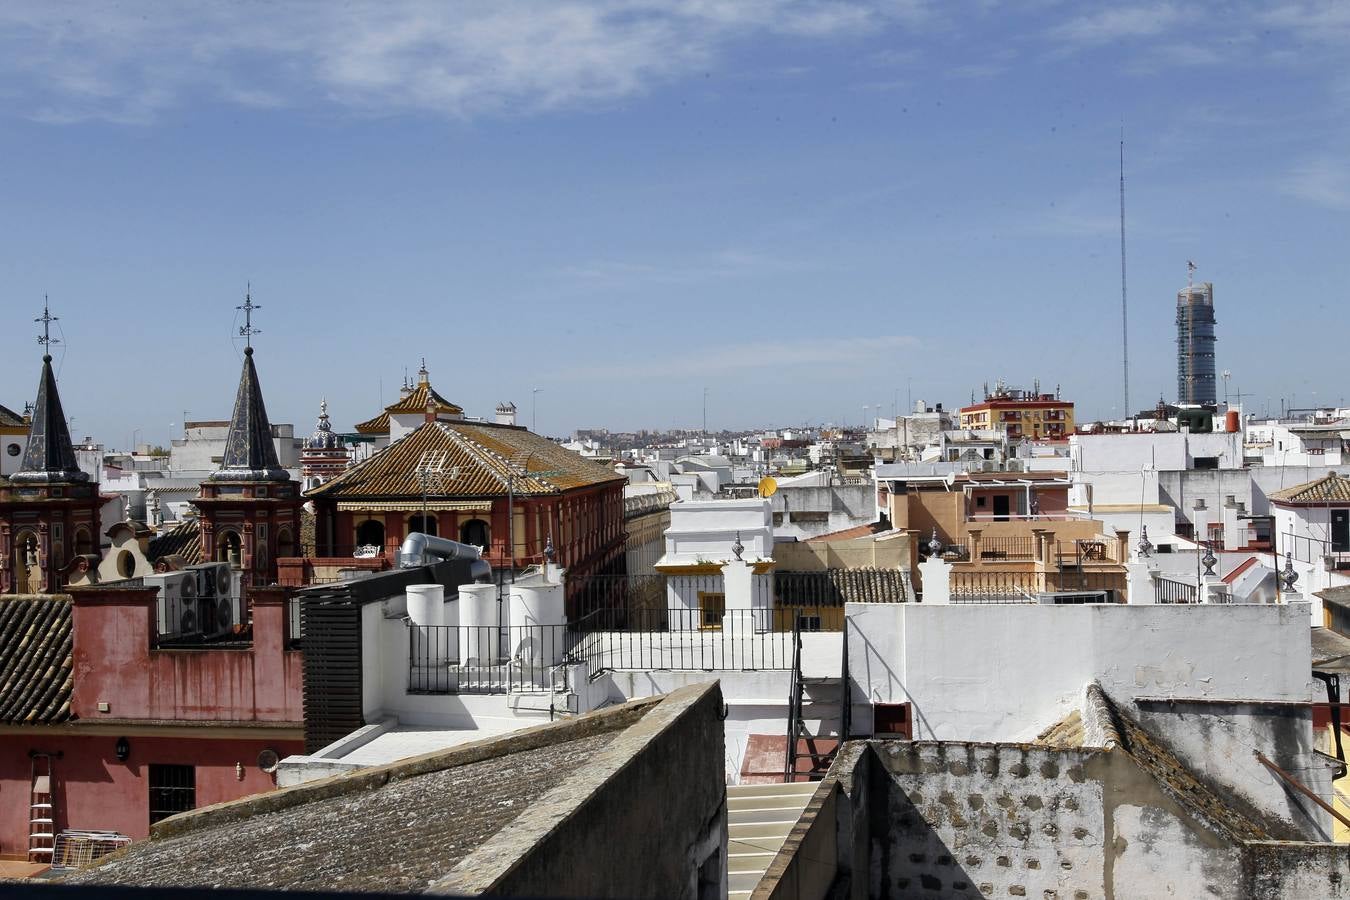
863 741 1247 900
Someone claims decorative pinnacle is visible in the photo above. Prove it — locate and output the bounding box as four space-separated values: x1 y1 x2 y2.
1281 554 1299 592
1136 525 1153 559
1200 541 1217 576
35 295 59 362
731 531 744 561
237 283 261 353
544 533 555 563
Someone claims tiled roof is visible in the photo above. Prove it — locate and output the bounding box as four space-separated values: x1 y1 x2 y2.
353 411 390 434
0 595 73 724
148 519 203 566
0 402 24 427
775 568 908 604
1269 472 1350 505
384 381 463 416
308 421 624 501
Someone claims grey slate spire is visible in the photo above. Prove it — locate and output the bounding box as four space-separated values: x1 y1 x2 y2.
210 346 289 482
12 353 88 484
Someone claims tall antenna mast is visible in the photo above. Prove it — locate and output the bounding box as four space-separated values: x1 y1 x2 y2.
1119 129 1129 425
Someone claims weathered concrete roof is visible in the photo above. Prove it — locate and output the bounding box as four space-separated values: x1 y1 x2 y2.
63 694 668 892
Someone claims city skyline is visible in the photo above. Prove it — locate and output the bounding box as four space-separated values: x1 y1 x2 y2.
1 3 1347 440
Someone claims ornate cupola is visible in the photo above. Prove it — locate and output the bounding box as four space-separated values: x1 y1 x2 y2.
300 398 350 490
192 289 303 587
0 299 102 593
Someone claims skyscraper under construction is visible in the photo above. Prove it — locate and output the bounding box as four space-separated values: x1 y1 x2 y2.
1176 269 1217 406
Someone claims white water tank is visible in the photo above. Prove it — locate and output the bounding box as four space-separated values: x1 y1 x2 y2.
458 582 499 664
406 584 449 668
508 581 567 667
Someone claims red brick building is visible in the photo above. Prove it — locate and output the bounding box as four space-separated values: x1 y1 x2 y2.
302 372 626 610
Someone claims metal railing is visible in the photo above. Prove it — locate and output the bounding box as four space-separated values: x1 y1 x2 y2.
1155 576 1198 604
407 621 577 694
1281 532 1350 567
949 571 1042 603
570 606 831 673
971 536 1036 560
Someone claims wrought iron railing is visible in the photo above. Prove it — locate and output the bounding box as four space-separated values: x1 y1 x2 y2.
1155 576 1198 604
971 536 1036 560
570 606 832 673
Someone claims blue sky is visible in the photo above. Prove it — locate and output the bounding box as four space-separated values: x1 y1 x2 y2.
1 2 1347 445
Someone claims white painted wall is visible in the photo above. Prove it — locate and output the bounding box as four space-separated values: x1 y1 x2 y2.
659 498 774 566
847 601 1314 742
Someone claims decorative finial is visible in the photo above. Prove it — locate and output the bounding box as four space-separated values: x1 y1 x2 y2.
320 397 328 419
1281 553 1299 592
35 296 59 363
1200 541 1217 576
237 284 261 354
732 531 744 561
1137 525 1153 559
927 527 942 557
544 532 555 563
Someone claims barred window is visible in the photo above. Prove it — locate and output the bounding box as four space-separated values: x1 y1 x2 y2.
148 764 195 824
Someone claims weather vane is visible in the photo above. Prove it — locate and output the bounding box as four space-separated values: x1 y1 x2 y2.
35 295 60 360
237 283 261 352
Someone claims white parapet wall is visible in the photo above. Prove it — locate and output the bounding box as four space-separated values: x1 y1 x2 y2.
847 600 1313 743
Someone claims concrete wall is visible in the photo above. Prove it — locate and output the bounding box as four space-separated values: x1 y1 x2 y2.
773 532 910 572
863 741 1246 900
433 682 728 899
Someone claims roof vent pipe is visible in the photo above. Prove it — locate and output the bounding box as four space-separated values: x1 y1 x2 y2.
398 532 492 581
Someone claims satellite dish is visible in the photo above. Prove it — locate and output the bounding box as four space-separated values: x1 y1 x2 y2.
758 476 778 498
944 472 957 489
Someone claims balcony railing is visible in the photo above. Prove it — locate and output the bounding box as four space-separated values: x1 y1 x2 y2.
1281 532 1350 568
970 536 1036 561
407 622 577 695
950 570 1123 604
1155 576 1199 604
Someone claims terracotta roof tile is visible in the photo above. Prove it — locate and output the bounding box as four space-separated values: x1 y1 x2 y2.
1270 472 1350 505
147 519 203 565
0 402 24 428
0 595 73 724
307 422 624 501
353 411 390 434
383 381 463 416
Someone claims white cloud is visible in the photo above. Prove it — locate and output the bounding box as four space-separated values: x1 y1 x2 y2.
1047 4 1183 46
1283 157 1350 211
0 1 926 124
559 334 920 380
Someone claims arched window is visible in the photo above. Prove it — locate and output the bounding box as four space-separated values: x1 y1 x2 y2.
355 519 385 551
74 528 94 558
116 550 136 579
460 519 489 550
407 514 438 537
15 531 40 593
277 528 296 560
217 531 243 566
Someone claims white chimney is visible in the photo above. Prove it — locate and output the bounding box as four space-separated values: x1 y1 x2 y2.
496 402 518 427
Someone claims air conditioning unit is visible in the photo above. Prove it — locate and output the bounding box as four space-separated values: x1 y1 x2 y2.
185 562 241 640
143 572 198 638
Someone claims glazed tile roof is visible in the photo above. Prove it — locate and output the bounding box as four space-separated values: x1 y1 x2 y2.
147 518 203 566
354 371 464 437
308 421 624 501
0 595 73 724
1269 472 1350 505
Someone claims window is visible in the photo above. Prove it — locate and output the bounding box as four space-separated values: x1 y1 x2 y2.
1192 456 1219 470
355 519 385 550
408 514 438 537
698 591 725 630
460 518 489 549
873 702 912 738
5 443 18 456
148 764 195 824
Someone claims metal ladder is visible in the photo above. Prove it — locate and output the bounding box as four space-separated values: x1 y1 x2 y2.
783 613 842 782
28 751 58 863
